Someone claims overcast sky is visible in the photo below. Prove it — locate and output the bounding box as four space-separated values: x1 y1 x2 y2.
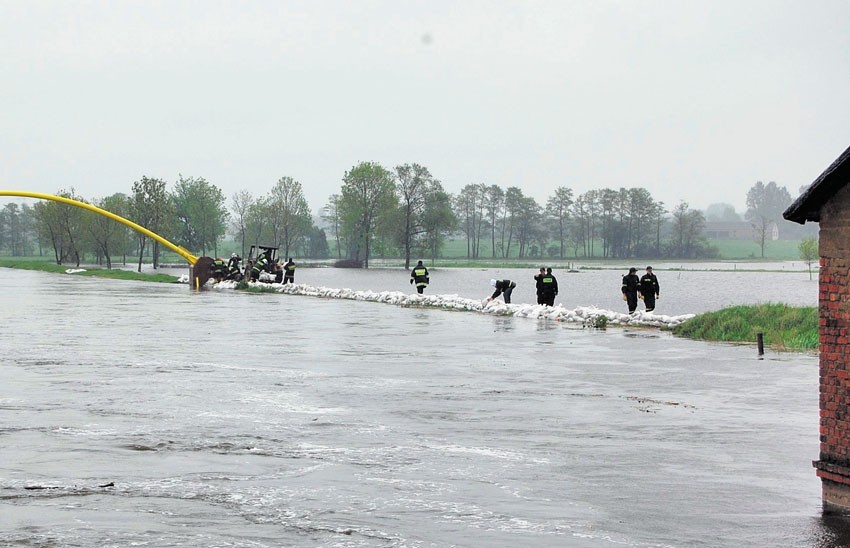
2 0 849 215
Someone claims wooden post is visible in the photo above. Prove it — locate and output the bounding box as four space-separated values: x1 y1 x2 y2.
757 333 764 355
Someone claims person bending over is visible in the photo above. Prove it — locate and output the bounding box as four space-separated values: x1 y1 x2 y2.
488 279 516 304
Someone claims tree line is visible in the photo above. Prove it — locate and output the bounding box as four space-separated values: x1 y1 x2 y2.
0 175 325 270
0 163 803 267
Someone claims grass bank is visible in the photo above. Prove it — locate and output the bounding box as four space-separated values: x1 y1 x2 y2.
672 303 818 351
0 258 180 283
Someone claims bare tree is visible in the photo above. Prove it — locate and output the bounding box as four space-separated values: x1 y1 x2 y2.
231 190 255 258
323 193 343 259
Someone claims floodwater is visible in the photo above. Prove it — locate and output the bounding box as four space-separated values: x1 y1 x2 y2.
1 267 846 547
149 261 819 315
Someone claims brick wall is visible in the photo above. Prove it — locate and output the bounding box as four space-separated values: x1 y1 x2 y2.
815 182 850 510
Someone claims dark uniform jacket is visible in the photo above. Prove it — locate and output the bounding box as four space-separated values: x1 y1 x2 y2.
491 279 516 299
540 275 558 297
621 273 640 295
227 257 241 279
411 265 429 286
639 273 659 297
211 259 226 279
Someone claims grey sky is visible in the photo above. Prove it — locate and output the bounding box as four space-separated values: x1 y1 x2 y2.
2 0 849 215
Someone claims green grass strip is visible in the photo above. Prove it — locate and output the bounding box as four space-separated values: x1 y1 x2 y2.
0 258 180 283
672 303 818 351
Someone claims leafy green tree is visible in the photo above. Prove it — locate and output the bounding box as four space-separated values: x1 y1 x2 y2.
130 176 170 271
32 188 88 266
626 187 657 257
571 190 600 257
33 200 62 262
651 201 666 257
245 196 271 249
499 186 528 258
420 186 457 263
86 193 131 268
395 163 440 268
455 184 486 259
513 195 542 258
301 225 330 258
669 201 710 258
0 203 35 256
339 161 398 267
745 181 793 258
545 186 573 259
597 188 619 258
171 175 229 257
799 237 818 280
482 185 504 259
268 176 312 259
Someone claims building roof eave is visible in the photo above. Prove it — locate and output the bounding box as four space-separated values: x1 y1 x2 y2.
784 144 850 225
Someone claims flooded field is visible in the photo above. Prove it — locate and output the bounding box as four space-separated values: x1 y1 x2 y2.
151 261 819 315
0 266 843 547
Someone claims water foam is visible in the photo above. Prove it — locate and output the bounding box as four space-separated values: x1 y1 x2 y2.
200 279 694 328
200 281 695 327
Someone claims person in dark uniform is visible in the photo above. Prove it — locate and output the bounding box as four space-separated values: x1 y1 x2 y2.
534 267 546 304
639 266 660 312
211 257 227 283
226 253 242 281
540 267 558 306
283 258 296 284
249 258 262 282
409 260 429 294
621 267 641 313
273 260 284 283
488 279 516 304
256 251 271 273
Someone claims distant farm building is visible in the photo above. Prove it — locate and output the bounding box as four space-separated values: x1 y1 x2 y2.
784 143 850 514
704 221 779 240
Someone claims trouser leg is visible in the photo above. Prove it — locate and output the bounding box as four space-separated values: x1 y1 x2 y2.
644 294 655 312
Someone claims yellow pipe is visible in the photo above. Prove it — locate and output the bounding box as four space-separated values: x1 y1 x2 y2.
0 190 199 265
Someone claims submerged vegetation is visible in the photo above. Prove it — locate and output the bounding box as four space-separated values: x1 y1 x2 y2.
671 303 818 351
0 258 179 283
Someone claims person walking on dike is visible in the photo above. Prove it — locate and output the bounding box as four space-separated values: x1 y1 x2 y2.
534 267 546 304
410 260 429 294
621 267 641 313
640 266 660 312
283 258 296 284
540 267 558 307
487 279 516 304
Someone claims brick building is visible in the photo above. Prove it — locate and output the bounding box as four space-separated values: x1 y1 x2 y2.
784 143 850 513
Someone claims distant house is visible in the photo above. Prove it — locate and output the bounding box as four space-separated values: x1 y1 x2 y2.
704 221 751 239
704 220 779 240
784 143 850 514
